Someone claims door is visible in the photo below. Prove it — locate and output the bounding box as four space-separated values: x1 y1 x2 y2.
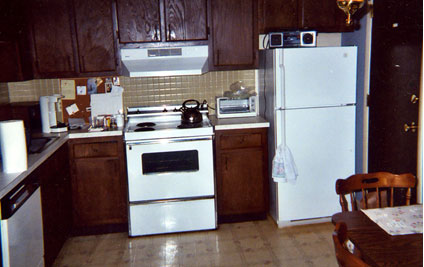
72 158 127 227
209 0 258 69
218 149 266 216
300 0 347 30
259 0 298 32
277 106 355 221
116 0 162 43
73 0 117 72
164 0 207 41
31 0 76 76
368 6 422 176
126 137 214 201
1 189 44 267
277 47 357 109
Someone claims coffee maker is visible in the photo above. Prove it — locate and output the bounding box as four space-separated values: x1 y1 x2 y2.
40 95 66 133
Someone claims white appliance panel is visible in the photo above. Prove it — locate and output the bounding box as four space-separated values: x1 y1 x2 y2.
126 138 214 201
276 106 355 221
129 198 216 236
274 47 357 109
1 189 44 267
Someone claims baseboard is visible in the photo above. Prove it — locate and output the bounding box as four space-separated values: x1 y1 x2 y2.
276 216 332 228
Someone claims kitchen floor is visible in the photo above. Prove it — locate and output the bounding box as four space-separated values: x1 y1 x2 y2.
53 217 338 267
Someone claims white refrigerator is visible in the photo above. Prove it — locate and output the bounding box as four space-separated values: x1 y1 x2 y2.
259 46 357 226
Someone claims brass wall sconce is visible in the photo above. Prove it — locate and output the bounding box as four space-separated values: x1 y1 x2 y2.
336 0 365 25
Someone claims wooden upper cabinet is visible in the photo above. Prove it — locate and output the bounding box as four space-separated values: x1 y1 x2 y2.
73 0 117 73
0 1 32 82
116 0 207 44
164 0 207 41
116 0 162 43
31 0 76 76
0 41 23 82
209 0 258 70
259 0 298 32
30 0 118 78
259 0 351 33
301 0 348 31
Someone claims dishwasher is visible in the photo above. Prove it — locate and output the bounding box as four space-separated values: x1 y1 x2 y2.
1 174 44 267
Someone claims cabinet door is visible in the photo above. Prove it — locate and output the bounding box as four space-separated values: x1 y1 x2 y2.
259 0 350 33
31 0 76 76
72 157 127 228
164 0 207 41
210 0 258 69
116 0 162 43
0 41 22 82
300 0 348 31
39 144 71 267
73 0 117 73
218 149 266 217
259 0 298 32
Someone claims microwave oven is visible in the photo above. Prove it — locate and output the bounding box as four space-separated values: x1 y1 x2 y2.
216 96 257 118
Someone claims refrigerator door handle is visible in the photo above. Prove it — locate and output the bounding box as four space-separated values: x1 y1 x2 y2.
277 51 285 109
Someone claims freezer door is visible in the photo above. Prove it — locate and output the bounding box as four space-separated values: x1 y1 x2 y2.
276 47 357 109
276 106 355 222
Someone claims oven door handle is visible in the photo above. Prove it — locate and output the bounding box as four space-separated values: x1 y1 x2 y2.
127 136 213 149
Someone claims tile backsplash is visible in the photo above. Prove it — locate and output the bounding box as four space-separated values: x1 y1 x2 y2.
3 70 256 113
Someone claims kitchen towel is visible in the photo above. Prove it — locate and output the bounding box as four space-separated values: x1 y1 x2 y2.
272 144 298 183
0 120 28 173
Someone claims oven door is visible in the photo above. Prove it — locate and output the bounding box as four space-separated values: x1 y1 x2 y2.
126 136 214 202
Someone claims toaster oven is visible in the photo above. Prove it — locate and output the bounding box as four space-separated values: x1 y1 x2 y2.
216 96 257 118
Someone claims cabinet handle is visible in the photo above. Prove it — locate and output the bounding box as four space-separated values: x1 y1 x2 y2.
154 25 159 41
215 49 220 65
225 156 228 171
167 24 171 40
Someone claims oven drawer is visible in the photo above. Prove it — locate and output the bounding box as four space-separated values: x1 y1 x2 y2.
129 198 216 236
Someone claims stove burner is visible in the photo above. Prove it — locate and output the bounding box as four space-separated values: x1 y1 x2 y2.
137 122 156 127
135 127 155 132
177 123 203 129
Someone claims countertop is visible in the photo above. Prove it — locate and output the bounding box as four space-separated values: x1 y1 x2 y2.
209 115 270 130
0 116 268 198
68 126 123 139
0 132 68 199
0 127 123 199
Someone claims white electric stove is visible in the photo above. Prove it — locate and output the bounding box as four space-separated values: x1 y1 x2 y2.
124 104 216 236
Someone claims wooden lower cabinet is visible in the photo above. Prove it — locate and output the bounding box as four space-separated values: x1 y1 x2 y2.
214 128 269 223
68 136 128 234
39 143 72 267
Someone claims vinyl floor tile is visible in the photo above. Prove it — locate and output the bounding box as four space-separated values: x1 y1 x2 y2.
53 217 338 267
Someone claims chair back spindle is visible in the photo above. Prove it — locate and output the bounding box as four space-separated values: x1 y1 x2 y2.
335 172 416 211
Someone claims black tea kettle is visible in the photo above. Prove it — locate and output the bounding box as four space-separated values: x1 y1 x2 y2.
180 99 203 124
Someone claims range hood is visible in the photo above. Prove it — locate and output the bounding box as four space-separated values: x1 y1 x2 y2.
121 46 209 77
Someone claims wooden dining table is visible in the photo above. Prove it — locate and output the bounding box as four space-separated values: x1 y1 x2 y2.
332 210 423 266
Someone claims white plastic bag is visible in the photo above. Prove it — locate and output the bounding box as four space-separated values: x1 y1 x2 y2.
272 145 298 183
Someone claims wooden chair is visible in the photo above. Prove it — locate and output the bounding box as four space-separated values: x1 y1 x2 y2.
335 172 416 211
332 222 370 267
